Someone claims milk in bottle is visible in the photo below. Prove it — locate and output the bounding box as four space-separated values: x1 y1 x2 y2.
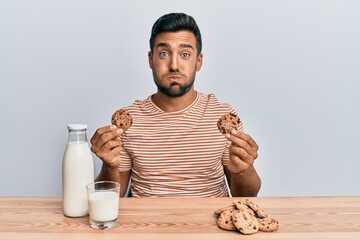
62 124 94 217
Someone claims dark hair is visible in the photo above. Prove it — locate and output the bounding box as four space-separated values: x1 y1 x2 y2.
149 13 202 55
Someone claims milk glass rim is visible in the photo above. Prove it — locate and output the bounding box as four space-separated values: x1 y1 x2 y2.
86 181 120 192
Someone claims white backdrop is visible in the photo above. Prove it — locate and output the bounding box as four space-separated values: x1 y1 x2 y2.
1 0 359 197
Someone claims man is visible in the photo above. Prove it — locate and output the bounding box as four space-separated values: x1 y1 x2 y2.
90 13 261 197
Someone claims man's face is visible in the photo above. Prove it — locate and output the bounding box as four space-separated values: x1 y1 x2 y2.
148 30 203 97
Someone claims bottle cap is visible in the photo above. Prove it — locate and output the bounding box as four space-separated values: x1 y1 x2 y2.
67 124 87 130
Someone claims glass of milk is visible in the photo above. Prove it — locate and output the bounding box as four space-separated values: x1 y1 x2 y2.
86 181 120 229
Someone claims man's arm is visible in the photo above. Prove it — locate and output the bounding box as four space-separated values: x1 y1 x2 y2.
96 165 130 197
225 165 261 197
224 130 261 197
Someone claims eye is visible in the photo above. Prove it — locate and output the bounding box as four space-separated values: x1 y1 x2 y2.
159 52 170 57
181 53 190 58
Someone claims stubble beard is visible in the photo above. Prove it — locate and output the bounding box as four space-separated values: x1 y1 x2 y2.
152 70 196 98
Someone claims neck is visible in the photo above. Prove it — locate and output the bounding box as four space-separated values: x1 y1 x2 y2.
152 89 198 112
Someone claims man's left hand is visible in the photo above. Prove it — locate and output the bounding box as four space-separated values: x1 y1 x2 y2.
225 130 259 174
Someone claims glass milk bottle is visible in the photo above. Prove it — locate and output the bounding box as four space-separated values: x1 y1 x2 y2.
62 124 94 217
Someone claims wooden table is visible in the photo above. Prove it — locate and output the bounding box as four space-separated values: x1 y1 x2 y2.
0 196 359 239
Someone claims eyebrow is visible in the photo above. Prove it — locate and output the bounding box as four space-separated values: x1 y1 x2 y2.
156 42 194 50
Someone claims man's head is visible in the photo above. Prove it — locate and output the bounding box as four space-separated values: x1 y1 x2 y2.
150 13 202 56
148 13 203 98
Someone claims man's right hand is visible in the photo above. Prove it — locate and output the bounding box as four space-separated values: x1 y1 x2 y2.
90 125 123 169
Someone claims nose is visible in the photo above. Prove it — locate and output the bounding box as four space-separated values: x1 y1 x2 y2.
170 55 179 72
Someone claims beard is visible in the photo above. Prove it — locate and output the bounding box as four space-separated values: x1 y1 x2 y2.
152 70 196 98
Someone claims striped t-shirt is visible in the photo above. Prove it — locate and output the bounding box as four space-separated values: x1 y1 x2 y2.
119 92 243 197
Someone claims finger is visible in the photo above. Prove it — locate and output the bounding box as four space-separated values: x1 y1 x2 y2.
99 128 123 144
231 130 258 149
91 127 123 152
103 137 122 151
95 143 121 159
229 145 255 164
90 125 116 144
226 131 259 159
95 146 122 169
94 125 119 139
226 133 251 149
229 139 258 160
229 142 258 160
227 155 250 174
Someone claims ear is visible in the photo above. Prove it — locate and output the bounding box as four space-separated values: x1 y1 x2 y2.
196 53 203 72
148 51 153 69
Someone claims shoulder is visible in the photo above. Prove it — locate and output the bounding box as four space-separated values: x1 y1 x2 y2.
121 95 153 115
199 92 243 131
200 92 236 113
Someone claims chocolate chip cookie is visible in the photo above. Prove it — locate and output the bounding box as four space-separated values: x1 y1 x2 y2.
232 209 259 235
111 109 133 131
214 205 236 216
217 112 240 134
258 217 279 232
244 198 268 218
214 198 279 235
232 200 256 217
217 208 237 231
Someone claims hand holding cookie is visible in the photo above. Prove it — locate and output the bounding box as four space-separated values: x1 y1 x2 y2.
90 125 123 169
217 113 259 174
226 131 259 174
90 108 133 170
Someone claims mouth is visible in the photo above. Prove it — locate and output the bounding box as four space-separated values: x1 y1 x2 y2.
168 75 181 80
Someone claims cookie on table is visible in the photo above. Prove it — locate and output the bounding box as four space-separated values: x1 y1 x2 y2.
244 198 268 219
111 109 133 131
232 209 259 235
232 200 256 217
258 217 279 232
217 112 240 134
214 205 235 216
216 208 237 231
